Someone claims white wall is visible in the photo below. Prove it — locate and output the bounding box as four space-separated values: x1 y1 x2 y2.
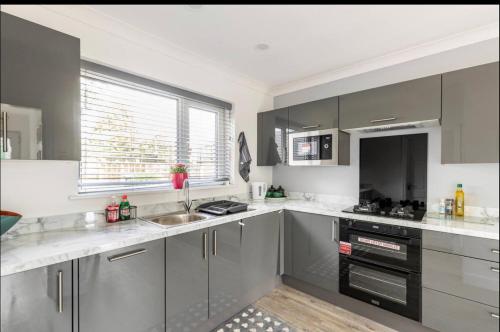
274 126 499 210
0 5 274 218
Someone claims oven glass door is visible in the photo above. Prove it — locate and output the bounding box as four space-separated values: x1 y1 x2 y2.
293 136 320 161
339 256 421 321
343 229 420 272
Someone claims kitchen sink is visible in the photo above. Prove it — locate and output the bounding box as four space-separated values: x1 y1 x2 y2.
142 211 212 227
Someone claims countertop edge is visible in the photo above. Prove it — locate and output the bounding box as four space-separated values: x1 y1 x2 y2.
1 202 498 277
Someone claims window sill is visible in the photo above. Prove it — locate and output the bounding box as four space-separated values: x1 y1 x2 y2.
69 184 236 200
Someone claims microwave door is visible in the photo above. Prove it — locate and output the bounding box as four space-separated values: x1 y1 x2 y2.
288 128 339 166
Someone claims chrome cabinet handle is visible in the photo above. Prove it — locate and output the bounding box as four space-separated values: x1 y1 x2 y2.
331 220 335 242
333 218 339 243
490 267 499 273
1 111 7 153
213 230 217 256
491 249 499 254
301 125 320 129
202 232 207 260
370 117 397 123
490 313 499 319
238 221 245 226
108 248 147 262
57 271 63 313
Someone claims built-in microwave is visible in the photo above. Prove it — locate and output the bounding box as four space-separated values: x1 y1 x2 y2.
288 128 339 166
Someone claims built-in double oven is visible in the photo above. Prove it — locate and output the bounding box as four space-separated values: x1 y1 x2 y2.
338 218 422 321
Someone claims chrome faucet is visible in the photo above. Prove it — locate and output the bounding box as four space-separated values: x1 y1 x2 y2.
182 179 192 213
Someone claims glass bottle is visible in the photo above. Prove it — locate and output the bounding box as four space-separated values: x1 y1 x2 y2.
455 184 465 217
119 194 131 220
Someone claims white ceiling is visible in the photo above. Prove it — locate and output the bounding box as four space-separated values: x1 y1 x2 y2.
89 5 499 88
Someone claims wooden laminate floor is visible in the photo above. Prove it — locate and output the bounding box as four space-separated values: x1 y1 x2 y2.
255 286 397 332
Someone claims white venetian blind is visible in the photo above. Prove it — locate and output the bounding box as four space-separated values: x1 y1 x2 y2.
80 68 233 193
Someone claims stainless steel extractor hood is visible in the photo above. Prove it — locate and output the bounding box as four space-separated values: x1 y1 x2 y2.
342 119 440 134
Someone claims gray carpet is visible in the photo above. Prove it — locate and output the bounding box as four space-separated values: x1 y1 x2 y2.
213 305 295 332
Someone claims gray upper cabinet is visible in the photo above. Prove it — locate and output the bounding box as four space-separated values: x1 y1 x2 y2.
257 107 288 166
241 211 280 304
209 220 244 322
165 228 209 332
284 210 339 292
1 261 72 332
79 239 165 332
288 97 338 132
339 75 441 130
441 62 499 164
0 12 80 161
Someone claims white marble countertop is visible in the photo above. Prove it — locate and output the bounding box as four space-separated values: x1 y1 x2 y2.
1 199 498 277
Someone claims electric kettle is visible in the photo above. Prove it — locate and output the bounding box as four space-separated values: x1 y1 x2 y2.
251 182 268 200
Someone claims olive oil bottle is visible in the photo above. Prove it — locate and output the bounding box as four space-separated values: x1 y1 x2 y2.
455 184 465 217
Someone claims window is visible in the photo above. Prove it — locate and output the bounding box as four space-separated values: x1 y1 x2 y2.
80 65 233 193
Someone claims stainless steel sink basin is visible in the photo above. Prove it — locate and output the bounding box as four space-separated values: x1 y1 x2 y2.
142 211 211 227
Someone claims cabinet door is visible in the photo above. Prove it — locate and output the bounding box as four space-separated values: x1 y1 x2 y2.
423 249 499 307
0 12 80 161
289 97 338 132
241 211 280 304
165 229 209 332
284 210 339 292
423 287 499 332
79 240 165 332
209 220 243 321
339 75 441 130
423 230 499 262
257 108 288 166
442 62 499 163
1 262 72 332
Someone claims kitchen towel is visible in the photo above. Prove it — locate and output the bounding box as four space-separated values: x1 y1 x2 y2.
238 131 251 182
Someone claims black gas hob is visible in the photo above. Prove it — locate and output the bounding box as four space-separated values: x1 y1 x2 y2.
343 201 426 222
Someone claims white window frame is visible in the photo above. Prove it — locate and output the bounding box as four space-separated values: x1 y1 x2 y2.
79 66 234 194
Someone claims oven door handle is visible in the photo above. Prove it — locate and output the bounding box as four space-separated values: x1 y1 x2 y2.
341 255 414 278
349 228 418 246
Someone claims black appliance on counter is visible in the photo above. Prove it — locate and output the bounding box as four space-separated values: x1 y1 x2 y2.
344 133 428 221
196 200 248 215
339 218 422 321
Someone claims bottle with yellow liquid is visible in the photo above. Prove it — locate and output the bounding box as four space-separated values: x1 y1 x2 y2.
455 184 465 217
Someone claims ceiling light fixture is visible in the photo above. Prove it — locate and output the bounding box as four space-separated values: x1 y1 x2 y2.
255 43 270 51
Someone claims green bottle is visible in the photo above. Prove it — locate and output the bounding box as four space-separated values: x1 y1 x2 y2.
119 194 131 220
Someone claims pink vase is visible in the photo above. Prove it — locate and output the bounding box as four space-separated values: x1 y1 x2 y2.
171 173 188 189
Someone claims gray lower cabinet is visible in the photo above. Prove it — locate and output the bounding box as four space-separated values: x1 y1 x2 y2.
441 62 499 163
164 213 281 331
165 229 209 332
284 210 339 292
78 239 165 332
423 248 499 307
288 97 338 132
241 211 281 304
257 108 289 166
1 12 80 161
1 261 72 332
423 230 499 262
339 75 441 130
209 220 244 321
422 287 499 332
